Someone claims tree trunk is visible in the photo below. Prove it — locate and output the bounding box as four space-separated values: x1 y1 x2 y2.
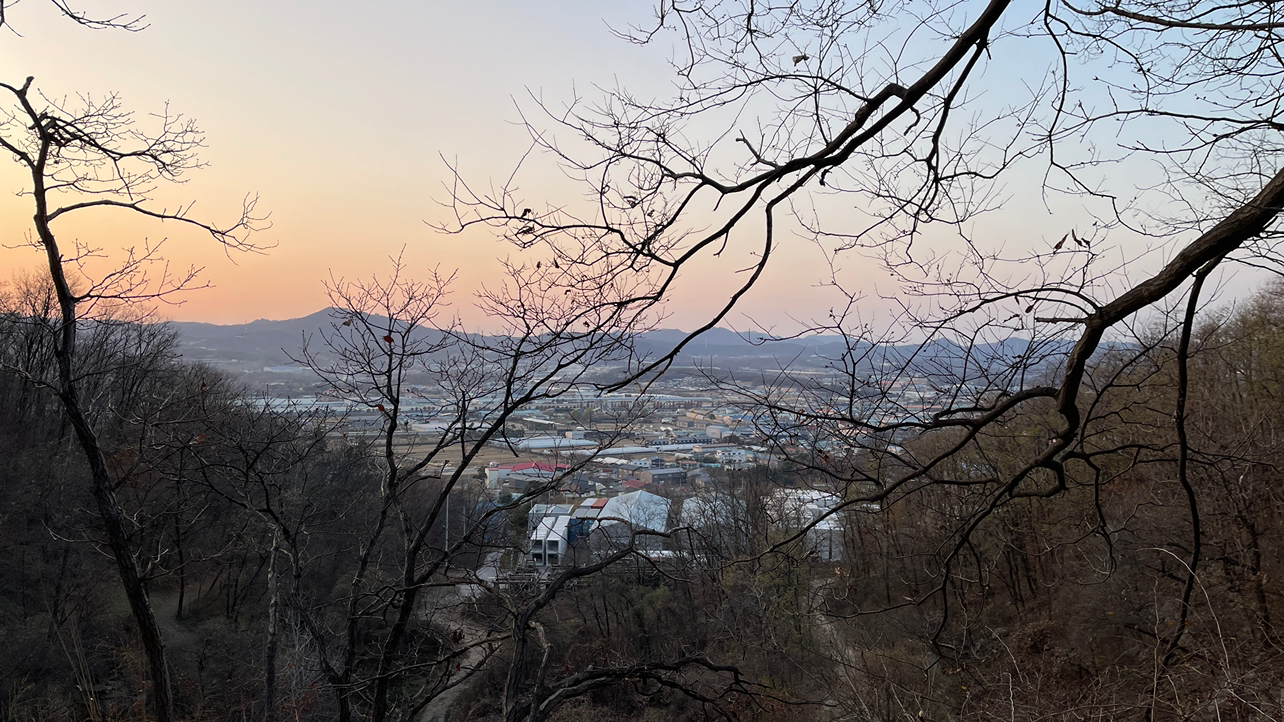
265 533 280 722
35 170 176 722
63 392 176 722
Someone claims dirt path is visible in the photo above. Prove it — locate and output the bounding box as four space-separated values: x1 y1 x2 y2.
415 553 505 722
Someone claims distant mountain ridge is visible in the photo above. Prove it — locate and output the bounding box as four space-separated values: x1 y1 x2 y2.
171 309 336 369
171 308 1083 379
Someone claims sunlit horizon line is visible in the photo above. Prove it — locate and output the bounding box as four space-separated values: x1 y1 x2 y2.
160 303 763 336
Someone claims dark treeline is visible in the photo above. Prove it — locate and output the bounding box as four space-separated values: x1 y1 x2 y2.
0 300 374 720
3 279 1283 721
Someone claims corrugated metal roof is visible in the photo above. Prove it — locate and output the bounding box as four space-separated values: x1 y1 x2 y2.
532 515 571 543
599 490 670 532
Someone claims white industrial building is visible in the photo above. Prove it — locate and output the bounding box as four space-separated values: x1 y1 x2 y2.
526 491 671 567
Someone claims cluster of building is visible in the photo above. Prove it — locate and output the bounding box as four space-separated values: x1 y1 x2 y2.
485 444 771 498
522 487 854 570
528 491 671 567
486 407 771 495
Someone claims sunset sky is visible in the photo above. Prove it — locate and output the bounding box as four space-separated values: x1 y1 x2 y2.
0 1 1269 334
0 1 852 332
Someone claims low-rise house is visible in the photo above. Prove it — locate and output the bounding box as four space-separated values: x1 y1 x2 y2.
639 467 687 485
716 448 755 464
487 460 570 487
616 464 647 480
503 472 556 493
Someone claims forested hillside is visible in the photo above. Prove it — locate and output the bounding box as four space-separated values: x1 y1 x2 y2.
4 278 1284 720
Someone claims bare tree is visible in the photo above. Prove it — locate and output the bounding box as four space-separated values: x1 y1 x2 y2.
439 0 1284 716
0 76 261 722
281 256 668 722
0 0 145 33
